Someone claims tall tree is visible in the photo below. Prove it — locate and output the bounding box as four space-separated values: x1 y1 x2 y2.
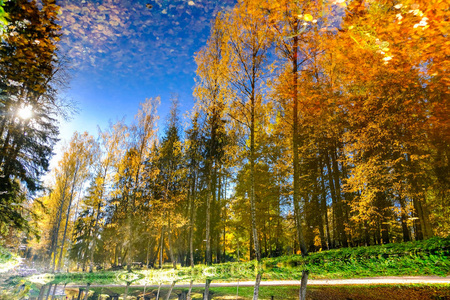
86 121 127 272
0 0 68 236
194 14 229 266
157 96 186 268
222 2 274 298
124 97 159 269
184 112 202 267
56 132 96 272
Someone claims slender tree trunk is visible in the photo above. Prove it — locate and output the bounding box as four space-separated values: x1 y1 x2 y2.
165 281 176 300
252 272 262 300
324 149 340 247
57 163 80 272
222 175 227 262
89 201 102 273
412 190 433 239
299 270 309 300
37 284 46 300
45 284 53 300
51 171 70 272
189 171 196 268
205 166 212 265
187 280 193 300
156 283 162 300
123 282 130 300
168 218 176 268
76 288 83 300
50 283 57 300
330 147 348 247
292 35 308 256
363 220 370 246
319 158 331 249
83 283 90 300
159 227 165 268
203 279 211 300
250 86 262 298
146 238 151 269
405 153 432 239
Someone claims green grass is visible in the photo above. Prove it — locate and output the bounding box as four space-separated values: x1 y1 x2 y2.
262 237 450 279
45 237 450 285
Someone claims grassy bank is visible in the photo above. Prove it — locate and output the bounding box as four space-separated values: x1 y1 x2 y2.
262 237 450 279
46 237 450 285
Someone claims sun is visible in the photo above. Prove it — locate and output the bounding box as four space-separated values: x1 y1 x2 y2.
17 105 33 120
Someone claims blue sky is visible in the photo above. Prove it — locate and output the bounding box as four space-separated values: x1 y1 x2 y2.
52 0 236 166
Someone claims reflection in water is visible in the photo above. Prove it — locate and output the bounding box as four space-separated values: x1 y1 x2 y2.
253 272 262 300
203 278 211 300
299 270 309 300
44 283 53 299
17 261 308 299
187 280 193 300
123 281 130 300
83 282 91 300
166 281 176 300
156 282 162 300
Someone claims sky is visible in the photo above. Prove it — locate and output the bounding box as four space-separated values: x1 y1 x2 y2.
52 0 236 167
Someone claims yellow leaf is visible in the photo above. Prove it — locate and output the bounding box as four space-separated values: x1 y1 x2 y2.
304 14 313 21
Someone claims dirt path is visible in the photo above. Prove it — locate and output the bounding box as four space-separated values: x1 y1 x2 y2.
65 276 450 288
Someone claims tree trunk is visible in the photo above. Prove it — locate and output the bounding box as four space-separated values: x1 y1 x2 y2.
145 238 151 269
89 202 102 273
187 280 193 300
168 218 176 268
76 288 82 300
44 284 53 300
37 284 46 300
189 170 196 268
156 283 162 300
299 270 309 300
319 158 331 249
205 167 212 265
123 282 130 300
159 227 165 268
203 279 211 300
83 283 90 300
165 281 176 300
51 172 70 272
330 147 348 247
50 284 57 300
58 162 80 272
250 99 260 262
252 272 262 300
292 35 308 257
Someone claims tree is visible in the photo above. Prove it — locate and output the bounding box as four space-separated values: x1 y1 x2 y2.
56 132 96 272
194 14 229 266
156 96 186 268
219 2 274 298
184 112 202 267
262 0 327 255
0 0 69 236
86 121 126 272
29 132 95 272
